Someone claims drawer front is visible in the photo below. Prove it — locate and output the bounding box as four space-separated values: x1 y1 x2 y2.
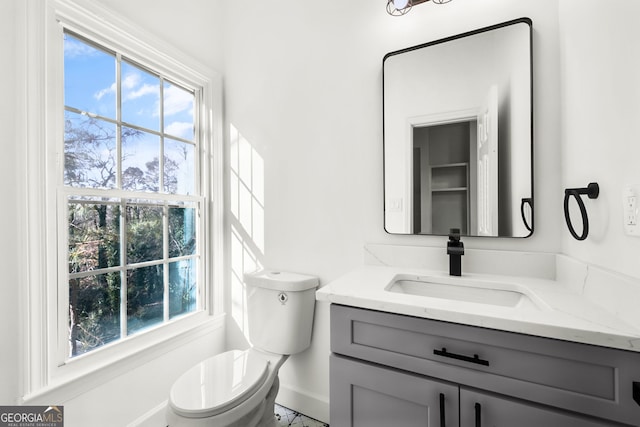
331 304 640 426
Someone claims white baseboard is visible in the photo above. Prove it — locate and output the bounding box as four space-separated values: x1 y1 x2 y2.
126 400 167 427
276 384 329 424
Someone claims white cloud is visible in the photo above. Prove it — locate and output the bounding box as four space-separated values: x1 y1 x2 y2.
164 85 193 117
95 82 116 101
125 83 158 101
122 72 157 101
94 72 159 102
64 37 98 59
122 73 141 90
165 122 193 139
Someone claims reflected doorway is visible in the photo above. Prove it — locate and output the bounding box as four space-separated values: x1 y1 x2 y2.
412 121 477 235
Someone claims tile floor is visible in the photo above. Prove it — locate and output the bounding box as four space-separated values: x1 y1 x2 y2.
274 404 329 427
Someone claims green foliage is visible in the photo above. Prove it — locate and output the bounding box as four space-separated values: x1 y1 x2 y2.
127 265 164 334
66 117 197 357
169 207 196 257
169 260 196 318
69 274 120 356
126 205 163 264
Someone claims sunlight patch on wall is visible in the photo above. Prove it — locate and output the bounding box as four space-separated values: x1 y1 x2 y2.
229 123 265 334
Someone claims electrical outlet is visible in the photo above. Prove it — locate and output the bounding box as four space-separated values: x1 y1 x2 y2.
387 198 403 213
623 185 640 236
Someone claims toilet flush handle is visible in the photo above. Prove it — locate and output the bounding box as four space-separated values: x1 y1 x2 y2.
278 292 288 304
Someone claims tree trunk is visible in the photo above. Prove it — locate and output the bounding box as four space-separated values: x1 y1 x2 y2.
69 278 79 357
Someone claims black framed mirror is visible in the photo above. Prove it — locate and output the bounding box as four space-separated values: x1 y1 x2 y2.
383 18 533 237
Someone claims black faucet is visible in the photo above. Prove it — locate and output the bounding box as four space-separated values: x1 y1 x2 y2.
447 228 464 276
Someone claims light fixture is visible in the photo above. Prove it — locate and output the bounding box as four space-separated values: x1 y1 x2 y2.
386 0 452 16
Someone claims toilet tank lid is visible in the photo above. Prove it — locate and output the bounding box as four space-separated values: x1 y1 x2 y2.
243 270 318 291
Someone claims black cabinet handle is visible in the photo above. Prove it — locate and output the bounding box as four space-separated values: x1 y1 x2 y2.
439 393 446 427
475 402 482 427
433 347 490 366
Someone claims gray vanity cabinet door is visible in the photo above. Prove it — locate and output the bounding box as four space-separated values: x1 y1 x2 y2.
460 388 619 427
331 354 459 427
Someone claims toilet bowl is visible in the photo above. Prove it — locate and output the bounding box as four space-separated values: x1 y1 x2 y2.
166 270 318 427
166 349 287 427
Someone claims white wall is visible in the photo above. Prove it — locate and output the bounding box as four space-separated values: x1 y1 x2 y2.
559 0 640 280
223 0 562 422
99 0 225 72
1 1 227 425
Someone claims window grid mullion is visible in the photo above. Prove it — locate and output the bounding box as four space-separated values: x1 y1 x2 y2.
116 52 123 190
160 77 170 322
63 105 195 147
194 89 203 311
160 76 165 193
115 52 129 339
163 204 170 322
194 88 203 198
65 187 204 204
120 199 128 339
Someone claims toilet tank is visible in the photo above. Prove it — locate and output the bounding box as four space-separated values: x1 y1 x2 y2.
244 270 318 355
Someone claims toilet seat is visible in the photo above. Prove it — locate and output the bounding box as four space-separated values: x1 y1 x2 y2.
169 349 269 418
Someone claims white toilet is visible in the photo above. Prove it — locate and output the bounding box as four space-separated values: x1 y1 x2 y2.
166 270 318 427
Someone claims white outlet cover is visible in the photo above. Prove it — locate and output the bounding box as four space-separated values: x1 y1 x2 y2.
623 185 640 236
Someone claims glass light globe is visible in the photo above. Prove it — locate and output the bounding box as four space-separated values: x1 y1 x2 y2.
393 0 410 9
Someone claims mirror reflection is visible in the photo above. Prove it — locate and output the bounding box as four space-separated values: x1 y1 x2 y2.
383 19 533 237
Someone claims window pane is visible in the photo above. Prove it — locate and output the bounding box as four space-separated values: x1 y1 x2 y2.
64 33 116 120
126 204 163 264
121 60 160 131
69 272 121 357
169 206 196 257
122 128 161 192
127 265 164 334
68 201 121 273
64 110 117 189
61 31 204 358
164 81 194 141
169 258 197 319
164 138 195 194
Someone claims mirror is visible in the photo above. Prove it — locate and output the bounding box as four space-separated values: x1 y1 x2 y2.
383 18 533 237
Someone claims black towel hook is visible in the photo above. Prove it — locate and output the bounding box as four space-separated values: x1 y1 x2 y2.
564 182 599 241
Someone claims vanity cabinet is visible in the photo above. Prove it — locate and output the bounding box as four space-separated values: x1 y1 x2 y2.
330 304 640 426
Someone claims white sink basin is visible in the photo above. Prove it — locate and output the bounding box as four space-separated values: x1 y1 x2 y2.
385 274 542 309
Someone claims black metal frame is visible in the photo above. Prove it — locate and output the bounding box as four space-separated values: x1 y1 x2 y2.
382 17 535 238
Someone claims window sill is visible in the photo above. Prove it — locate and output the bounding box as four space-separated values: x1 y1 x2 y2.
21 312 225 404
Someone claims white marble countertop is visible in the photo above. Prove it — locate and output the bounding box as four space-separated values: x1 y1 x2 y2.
316 265 640 352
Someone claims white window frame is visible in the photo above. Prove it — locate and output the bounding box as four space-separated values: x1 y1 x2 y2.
20 0 224 401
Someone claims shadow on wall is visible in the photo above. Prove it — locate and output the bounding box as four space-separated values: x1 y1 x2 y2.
229 123 265 338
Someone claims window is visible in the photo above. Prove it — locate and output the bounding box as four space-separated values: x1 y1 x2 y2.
20 0 222 398
62 32 204 358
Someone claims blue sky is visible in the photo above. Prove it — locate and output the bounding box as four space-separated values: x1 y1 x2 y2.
64 33 194 142
64 33 196 194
